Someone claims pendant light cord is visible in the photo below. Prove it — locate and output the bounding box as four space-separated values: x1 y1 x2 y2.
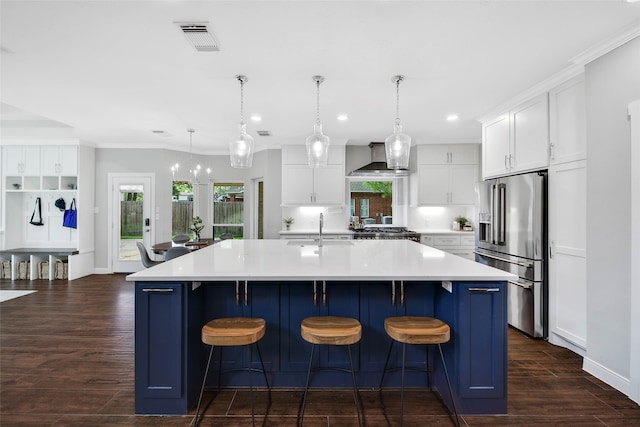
316 79 321 126
395 78 401 125
239 77 245 126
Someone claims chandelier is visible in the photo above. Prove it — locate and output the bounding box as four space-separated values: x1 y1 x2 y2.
384 75 411 170
305 75 330 167
229 74 254 168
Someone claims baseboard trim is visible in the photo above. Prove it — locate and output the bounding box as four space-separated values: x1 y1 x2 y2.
93 268 111 275
583 356 630 396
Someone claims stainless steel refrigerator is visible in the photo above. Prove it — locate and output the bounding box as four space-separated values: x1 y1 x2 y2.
475 171 547 338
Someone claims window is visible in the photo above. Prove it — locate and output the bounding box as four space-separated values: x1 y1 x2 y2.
212 182 244 239
171 181 193 237
349 180 393 224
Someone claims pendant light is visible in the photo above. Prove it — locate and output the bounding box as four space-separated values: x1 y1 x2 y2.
305 75 330 168
229 75 254 168
186 129 201 183
384 75 411 170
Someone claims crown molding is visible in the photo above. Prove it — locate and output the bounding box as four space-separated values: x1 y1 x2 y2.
570 19 640 66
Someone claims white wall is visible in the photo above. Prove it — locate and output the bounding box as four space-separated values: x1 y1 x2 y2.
584 36 640 391
93 148 282 270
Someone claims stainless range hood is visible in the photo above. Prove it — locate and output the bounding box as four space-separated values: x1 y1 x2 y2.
348 142 409 177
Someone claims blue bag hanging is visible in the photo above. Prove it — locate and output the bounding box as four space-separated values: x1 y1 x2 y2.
63 198 77 229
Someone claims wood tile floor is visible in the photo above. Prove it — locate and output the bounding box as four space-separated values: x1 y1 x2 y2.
1 274 639 426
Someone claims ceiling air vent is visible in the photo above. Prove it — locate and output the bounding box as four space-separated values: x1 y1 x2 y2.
176 22 219 52
257 131 272 137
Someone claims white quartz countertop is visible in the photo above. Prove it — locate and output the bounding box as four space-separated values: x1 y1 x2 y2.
127 239 515 282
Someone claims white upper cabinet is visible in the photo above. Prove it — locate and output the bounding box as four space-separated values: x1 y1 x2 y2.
549 74 586 165
418 144 479 165
3 145 41 175
416 144 479 206
482 93 549 179
281 145 345 206
41 146 78 176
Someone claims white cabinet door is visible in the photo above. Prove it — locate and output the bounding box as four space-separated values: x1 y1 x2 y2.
417 145 450 164
448 144 479 165
314 165 345 205
482 113 511 178
549 75 586 165
3 146 41 175
548 160 587 351
449 165 478 205
282 165 314 205
511 93 549 173
417 165 449 205
42 146 78 176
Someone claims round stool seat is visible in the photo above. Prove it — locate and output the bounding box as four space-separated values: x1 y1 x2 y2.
202 317 266 347
384 316 450 345
301 316 362 345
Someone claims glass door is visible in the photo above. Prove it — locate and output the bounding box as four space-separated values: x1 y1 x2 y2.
111 174 153 272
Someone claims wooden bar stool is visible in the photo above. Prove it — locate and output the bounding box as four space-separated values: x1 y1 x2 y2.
194 317 269 427
299 316 362 427
380 316 460 427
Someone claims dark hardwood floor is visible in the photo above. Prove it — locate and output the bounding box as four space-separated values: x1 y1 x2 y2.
1 275 639 426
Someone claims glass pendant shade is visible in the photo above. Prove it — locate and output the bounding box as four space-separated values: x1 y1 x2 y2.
385 75 411 170
306 75 329 168
306 123 330 168
385 120 411 170
229 122 254 168
230 75 254 168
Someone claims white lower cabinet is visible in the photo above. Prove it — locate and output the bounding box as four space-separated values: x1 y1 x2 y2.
548 160 587 353
420 233 475 260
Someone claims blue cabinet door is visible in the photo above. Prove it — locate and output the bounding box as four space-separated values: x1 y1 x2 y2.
136 281 204 415
435 281 507 414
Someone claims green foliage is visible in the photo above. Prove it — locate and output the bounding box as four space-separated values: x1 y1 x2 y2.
363 181 393 199
283 217 295 225
172 181 193 198
455 216 469 226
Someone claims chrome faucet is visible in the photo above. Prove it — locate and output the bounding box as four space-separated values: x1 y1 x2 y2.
318 213 324 247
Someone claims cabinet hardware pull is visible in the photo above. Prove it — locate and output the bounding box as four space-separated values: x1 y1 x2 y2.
313 281 318 306
469 288 500 293
142 288 174 293
504 155 508 170
235 280 240 306
322 280 327 307
391 280 396 307
473 251 532 268
244 280 248 306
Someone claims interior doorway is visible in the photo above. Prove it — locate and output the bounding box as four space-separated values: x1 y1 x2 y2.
108 174 154 272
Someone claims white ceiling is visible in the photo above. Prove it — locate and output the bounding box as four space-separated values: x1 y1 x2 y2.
1 0 639 154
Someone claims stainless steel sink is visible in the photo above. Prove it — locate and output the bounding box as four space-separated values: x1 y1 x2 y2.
286 240 354 246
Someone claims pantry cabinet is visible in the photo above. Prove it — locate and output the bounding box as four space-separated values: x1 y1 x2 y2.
549 74 586 165
482 93 549 179
281 145 345 206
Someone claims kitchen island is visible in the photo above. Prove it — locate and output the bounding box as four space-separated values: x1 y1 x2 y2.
127 239 515 416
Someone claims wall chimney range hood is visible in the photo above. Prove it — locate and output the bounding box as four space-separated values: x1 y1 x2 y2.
348 142 409 177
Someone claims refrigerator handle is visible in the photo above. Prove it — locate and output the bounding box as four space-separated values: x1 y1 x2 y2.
496 183 506 245
491 184 497 244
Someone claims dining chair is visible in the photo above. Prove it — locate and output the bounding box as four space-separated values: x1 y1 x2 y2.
165 246 191 261
136 242 163 268
172 234 190 246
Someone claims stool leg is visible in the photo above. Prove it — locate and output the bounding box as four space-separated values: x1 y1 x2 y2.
438 344 460 427
379 339 394 389
217 347 223 390
347 344 362 427
400 342 406 427
255 341 270 389
248 344 255 427
194 344 215 426
298 343 315 427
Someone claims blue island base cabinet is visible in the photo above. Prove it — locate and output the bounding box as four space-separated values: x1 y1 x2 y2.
134 280 507 416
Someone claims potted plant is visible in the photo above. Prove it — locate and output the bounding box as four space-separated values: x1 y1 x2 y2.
190 216 205 241
283 217 295 231
455 216 469 231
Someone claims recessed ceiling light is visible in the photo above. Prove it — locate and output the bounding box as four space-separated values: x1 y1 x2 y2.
251 115 262 122
337 114 348 121
446 114 459 122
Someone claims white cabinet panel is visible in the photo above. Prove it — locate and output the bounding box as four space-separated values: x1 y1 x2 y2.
282 166 315 205
511 93 549 173
314 165 346 205
449 165 478 205
548 160 587 351
418 144 478 165
549 75 586 165
417 165 449 205
42 146 78 176
3 146 41 175
482 114 511 178
420 233 475 260
482 93 549 179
